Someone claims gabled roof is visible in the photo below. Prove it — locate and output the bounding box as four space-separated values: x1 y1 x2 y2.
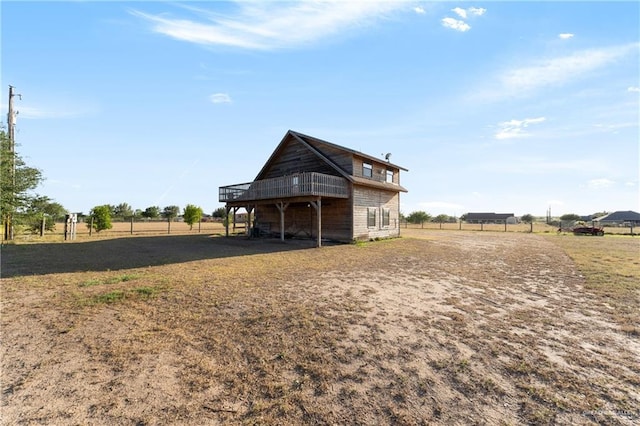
594 210 640 222
254 130 408 192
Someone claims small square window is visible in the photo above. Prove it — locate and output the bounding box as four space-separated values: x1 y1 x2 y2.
363 163 373 178
367 208 376 227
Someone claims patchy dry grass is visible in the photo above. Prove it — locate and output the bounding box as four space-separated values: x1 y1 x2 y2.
1 231 639 425
544 234 640 336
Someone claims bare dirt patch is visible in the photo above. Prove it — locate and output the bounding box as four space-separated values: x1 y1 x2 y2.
1 231 638 425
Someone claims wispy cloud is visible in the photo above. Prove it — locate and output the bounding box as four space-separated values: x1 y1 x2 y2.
477 43 640 100
210 93 232 104
559 33 574 39
131 1 406 50
441 17 470 32
587 178 615 189
628 86 640 92
414 6 425 15
495 117 546 140
503 43 638 93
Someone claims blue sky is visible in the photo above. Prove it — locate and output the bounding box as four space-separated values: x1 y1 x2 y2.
2 1 638 217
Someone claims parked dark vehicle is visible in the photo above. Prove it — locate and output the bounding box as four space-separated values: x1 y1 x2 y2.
572 226 604 236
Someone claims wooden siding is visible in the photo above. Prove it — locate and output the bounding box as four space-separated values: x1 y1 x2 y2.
305 139 354 174
256 199 352 242
352 186 400 241
261 137 340 179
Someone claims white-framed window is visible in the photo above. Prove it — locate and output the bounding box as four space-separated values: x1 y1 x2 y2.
386 170 394 183
367 207 376 227
382 208 390 227
363 162 373 178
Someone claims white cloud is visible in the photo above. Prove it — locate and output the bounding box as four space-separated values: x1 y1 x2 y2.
452 6 485 18
495 117 546 140
210 93 232 103
443 6 484 32
559 33 574 39
441 17 470 32
628 86 640 92
468 7 486 16
131 1 406 50
451 7 467 19
587 178 615 189
492 43 639 99
414 6 425 15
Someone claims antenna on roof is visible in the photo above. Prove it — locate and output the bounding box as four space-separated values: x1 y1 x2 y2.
384 153 392 162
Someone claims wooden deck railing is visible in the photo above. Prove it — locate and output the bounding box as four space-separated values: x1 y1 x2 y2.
219 172 349 203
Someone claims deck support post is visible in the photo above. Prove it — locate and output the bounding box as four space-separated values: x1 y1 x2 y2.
232 207 240 232
225 206 231 237
245 205 254 236
275 202 290 242
309 197 322 247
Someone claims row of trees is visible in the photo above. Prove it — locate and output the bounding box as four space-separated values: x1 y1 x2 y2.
403 211 594 232
86 204 206 233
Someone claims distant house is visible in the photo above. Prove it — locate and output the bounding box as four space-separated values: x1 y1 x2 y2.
593 210 640 226
465 212 516 224
219 130 408 246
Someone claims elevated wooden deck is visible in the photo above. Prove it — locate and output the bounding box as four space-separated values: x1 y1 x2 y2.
219 172 349 204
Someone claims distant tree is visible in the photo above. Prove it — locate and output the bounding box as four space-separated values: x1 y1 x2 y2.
459 213 468 222
1 129 44 239
406 211 431 228
183 204 203 230
86 205 112 233
433 214 449 229
113 202 134 220
212 207 227 219
521 214 535 232
162 205 180 234
560 213 581 222
142 206 160 220
22 196 67 234
162 205 180 221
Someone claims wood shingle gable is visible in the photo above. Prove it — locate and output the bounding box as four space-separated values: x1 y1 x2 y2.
254 130 408 192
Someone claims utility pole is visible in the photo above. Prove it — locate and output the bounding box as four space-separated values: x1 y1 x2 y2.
4 85 21 240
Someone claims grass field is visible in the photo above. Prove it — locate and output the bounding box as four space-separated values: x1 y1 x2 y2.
1 229 638 425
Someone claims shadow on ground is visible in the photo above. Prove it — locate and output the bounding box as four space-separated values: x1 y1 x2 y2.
1 234 327 278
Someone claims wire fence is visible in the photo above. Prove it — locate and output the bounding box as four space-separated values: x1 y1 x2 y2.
9 219 236 243
6 218 635 244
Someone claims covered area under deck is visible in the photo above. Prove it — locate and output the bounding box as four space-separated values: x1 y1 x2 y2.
219 172 350 247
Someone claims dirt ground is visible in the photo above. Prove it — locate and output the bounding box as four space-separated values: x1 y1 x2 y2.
1 230 639 425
